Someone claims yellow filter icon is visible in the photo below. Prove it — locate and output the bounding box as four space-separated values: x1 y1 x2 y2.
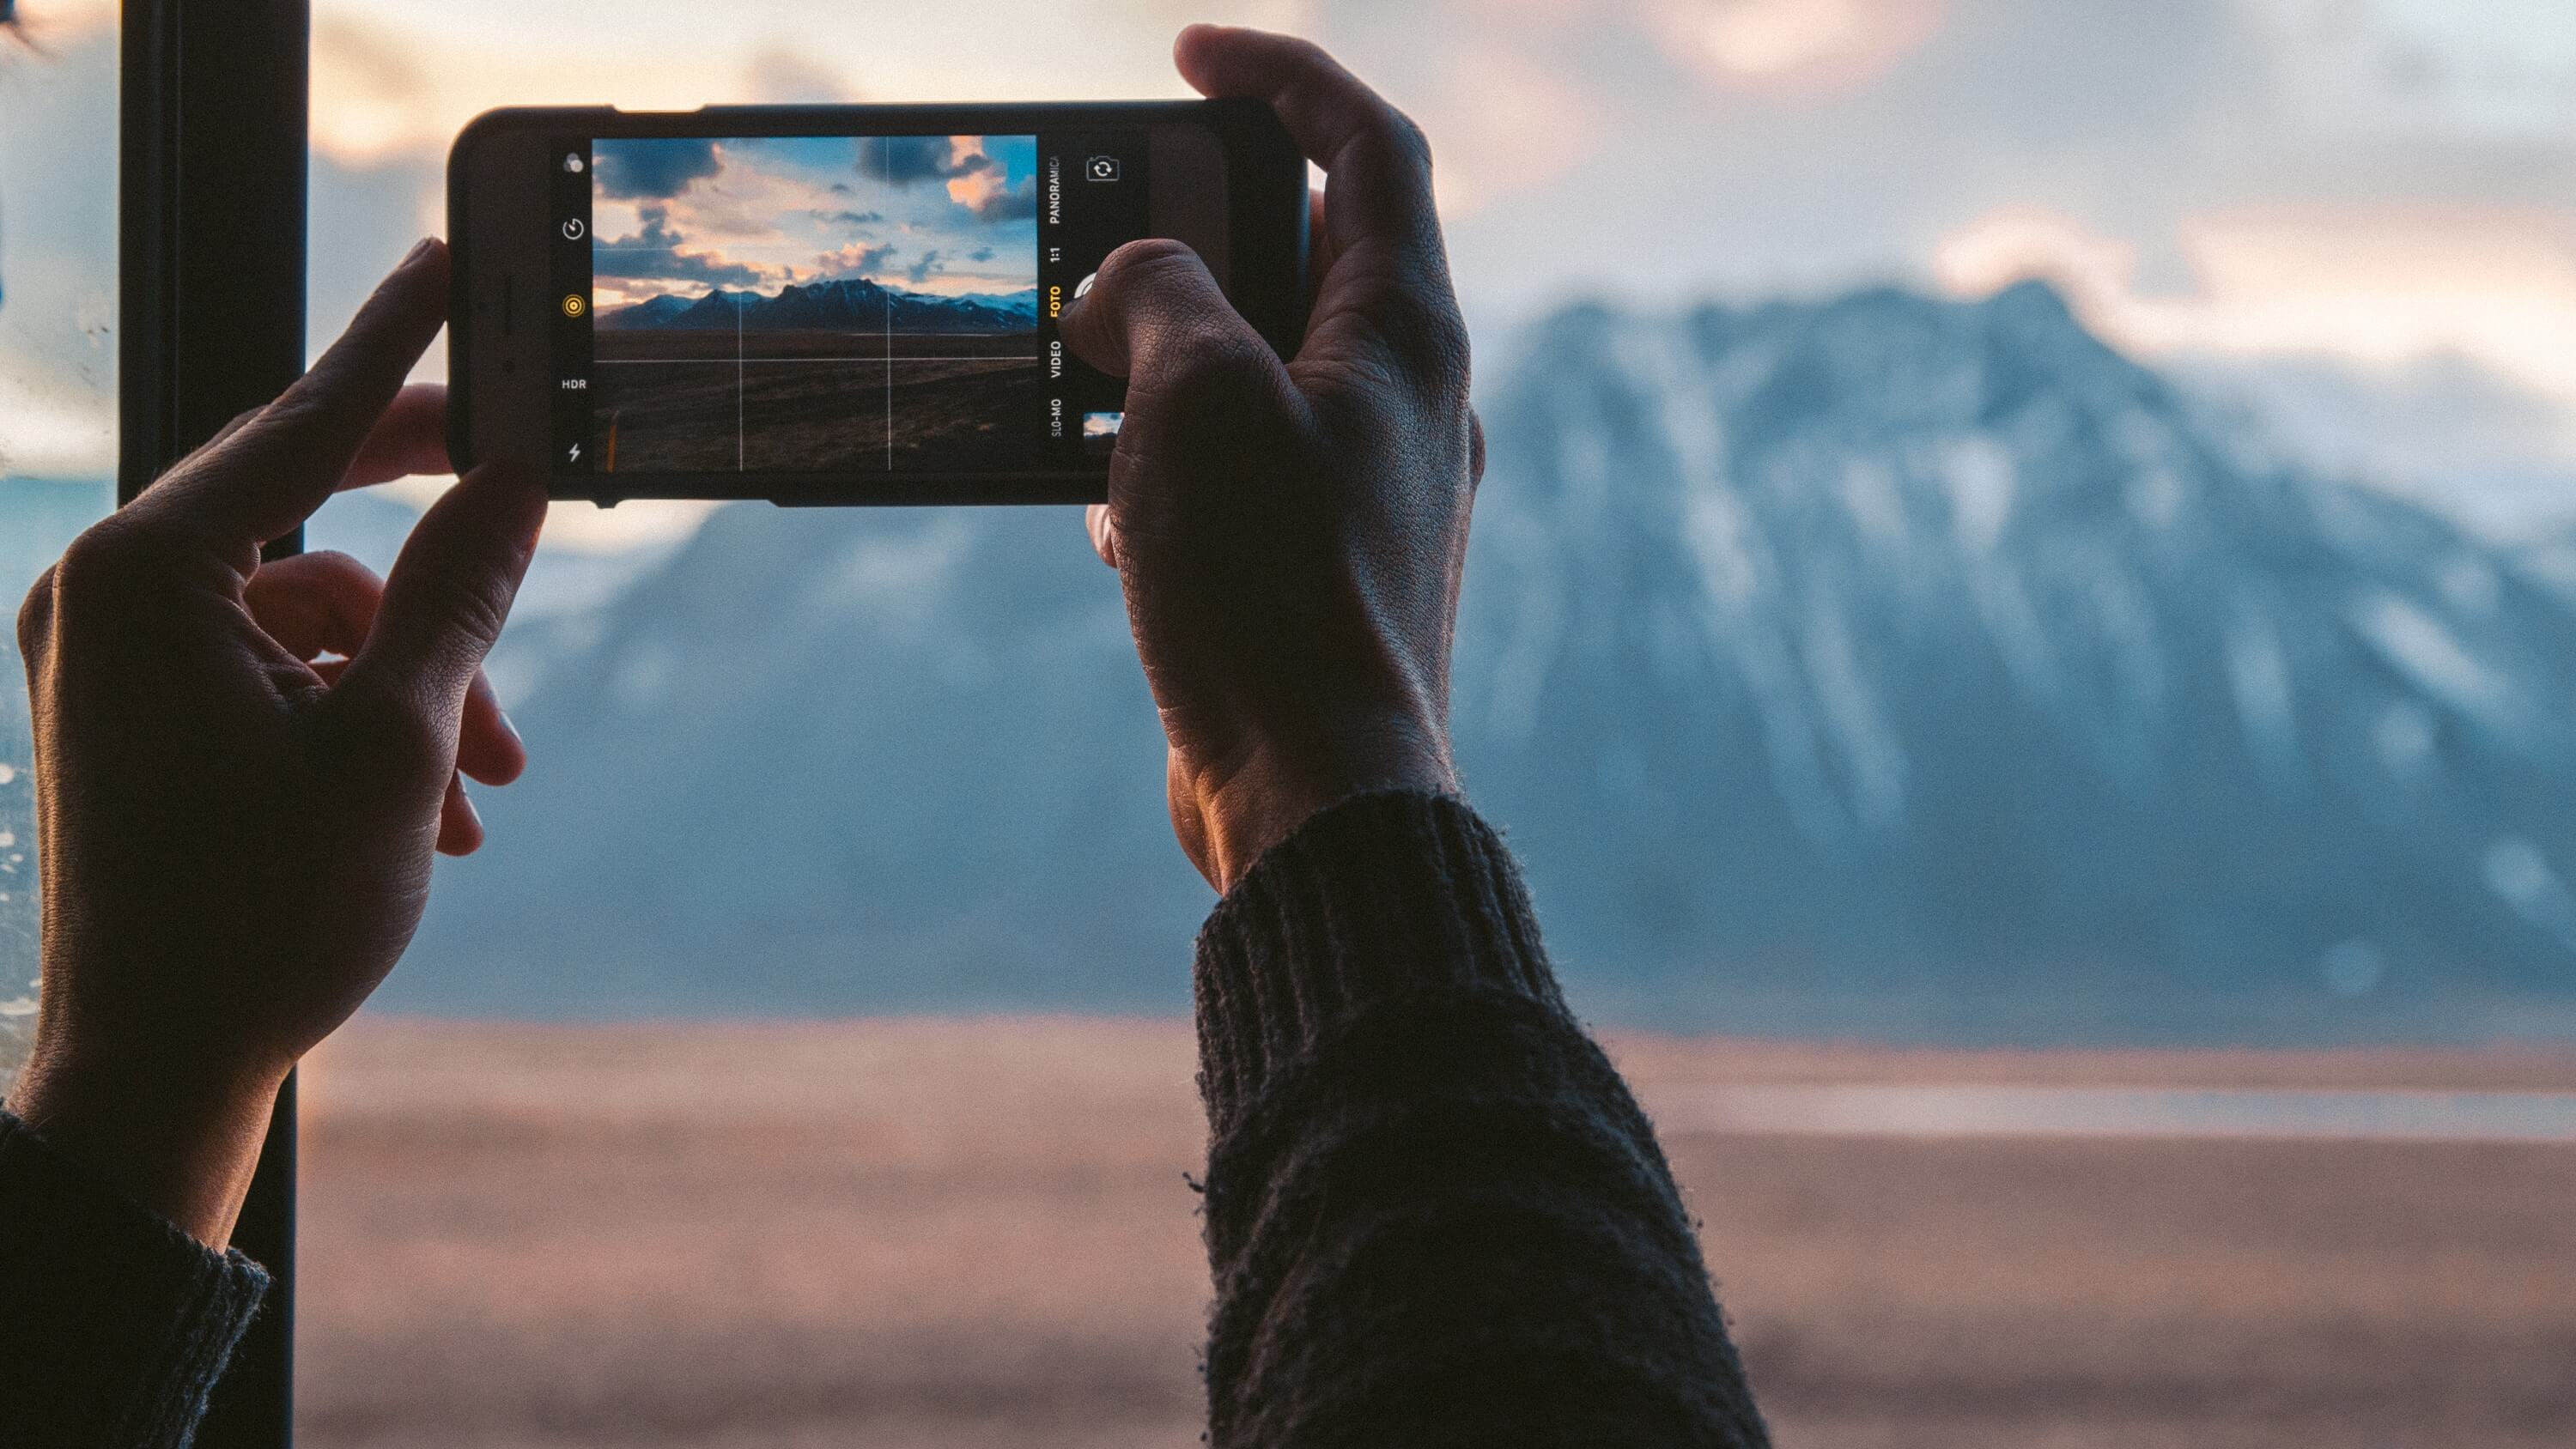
562 294 587 318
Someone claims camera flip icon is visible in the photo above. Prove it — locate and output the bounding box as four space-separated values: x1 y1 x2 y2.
1085 155 1121 183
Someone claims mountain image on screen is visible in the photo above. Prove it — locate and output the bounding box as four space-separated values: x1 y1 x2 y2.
398 279 2576 1045
598 279 1040 335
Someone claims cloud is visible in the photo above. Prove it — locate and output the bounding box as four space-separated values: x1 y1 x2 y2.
964 173 1037 223
310 14 431 159
745 45 853 104
905 250 945 285
816 241 897 277
1651 0 1947 89
595 138 723 201
969 247 996 263
816 209 886 226
592 204 767 289
1932 202 2576 424
860 135 992 187
1417 43 1601 215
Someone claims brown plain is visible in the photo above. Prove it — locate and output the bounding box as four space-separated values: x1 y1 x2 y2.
296 1018 2576 1449
589 330 1052 474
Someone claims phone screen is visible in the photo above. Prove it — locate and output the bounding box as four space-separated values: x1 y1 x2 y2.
549 131 1151 479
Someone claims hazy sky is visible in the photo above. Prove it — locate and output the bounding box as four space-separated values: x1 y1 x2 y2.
4 0 2575 547
589 134 1040 311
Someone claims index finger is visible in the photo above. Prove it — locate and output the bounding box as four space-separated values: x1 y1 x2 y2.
140 239 452 550
1175 27 1442 269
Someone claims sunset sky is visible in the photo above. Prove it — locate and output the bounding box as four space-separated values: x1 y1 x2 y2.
3 0 2575 548
588 134 1040 312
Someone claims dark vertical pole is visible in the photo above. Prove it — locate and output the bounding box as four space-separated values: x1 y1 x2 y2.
120 2 310 1446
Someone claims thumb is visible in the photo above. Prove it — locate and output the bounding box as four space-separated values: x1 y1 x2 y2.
334 465 547 739
1060 237 1280 385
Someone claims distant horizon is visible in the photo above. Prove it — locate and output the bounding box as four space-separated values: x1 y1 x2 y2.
605 276 1040 310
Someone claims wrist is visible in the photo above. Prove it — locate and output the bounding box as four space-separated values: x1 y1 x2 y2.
1188 722 1458 894
8 1034 287 1250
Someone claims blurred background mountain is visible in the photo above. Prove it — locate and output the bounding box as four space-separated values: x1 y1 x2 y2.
325 282 2576 1042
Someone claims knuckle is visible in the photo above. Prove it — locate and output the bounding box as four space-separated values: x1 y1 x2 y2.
1369 287 1473 385
52 522 143 597
1278 33 1338 74
1379 106 1434 171
15 566 58 657
46 519 210 631
420 567 513 654
327 668 447 769
67 509 217 580
1100 236 1204 294
297 549 380 589
1160 331 1278 409
252 384 332 438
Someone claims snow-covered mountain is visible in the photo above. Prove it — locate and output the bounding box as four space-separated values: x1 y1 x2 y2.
398 282 2576 1041
600 278 1038 334
1455 281 2576 1037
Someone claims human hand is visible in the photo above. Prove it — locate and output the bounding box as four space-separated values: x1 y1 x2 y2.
8 239 544 1246
1062 26 1482 892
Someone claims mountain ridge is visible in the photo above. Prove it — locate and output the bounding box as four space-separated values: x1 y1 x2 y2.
600 278 1039 335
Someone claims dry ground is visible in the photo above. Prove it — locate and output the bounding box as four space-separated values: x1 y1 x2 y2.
591 330 1051 474
295 1019 2576 1449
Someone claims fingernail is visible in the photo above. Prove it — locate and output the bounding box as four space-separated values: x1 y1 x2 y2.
499 710 523 746
402 237 438 267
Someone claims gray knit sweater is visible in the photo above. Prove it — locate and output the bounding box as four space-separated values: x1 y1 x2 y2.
0 791 1769 1447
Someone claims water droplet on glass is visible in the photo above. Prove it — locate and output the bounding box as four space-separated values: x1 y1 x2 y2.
0 763 16 785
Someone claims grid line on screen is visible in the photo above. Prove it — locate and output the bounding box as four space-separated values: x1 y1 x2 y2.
884 136 893 471
737 288 745 470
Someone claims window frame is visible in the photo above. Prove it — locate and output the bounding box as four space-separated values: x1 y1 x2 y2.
120 3 311 1443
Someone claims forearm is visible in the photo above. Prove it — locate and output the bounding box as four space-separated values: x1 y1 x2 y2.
1191 791 1771 1447
0 1108 270 1448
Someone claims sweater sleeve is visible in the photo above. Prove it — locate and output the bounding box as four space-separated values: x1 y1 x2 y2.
0 1107 270 1449
1191 791 1771 1448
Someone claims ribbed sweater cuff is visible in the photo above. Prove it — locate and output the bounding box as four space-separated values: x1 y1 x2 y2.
0 1108 270 1448
1194 791 1571 1131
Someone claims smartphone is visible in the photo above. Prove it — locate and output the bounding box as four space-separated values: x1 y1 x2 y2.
448 102 1307 506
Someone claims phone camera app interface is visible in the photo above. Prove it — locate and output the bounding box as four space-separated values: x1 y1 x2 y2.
551 130 1147 480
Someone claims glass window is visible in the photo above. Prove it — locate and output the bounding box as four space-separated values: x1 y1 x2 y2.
0 3 118 1090
0 2 2557 1444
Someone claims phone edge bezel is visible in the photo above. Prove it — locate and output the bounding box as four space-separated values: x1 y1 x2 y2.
447 100 1308 508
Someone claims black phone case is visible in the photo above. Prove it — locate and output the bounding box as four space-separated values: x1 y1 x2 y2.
447 100 1308 506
